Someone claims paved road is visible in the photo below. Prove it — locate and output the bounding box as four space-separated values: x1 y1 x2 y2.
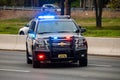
0 50 120 80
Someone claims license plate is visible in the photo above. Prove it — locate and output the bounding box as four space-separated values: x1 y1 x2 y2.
58 54 67 58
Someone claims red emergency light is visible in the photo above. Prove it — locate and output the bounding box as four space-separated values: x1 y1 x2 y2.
38 54 45 60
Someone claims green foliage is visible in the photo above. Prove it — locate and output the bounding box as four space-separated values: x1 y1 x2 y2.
108 0 120 9
0 0 79 7
0 0 8 6
75 18 120 37
83 29 120 37
0 18 28 34
0 0 24 6
71 0 80 7
0 18 120 37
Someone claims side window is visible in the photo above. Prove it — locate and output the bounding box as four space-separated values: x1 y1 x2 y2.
30 21 36 31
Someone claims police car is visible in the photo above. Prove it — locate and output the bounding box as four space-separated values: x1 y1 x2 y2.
26 15 88 68
18 20 32 35
18 25 29 35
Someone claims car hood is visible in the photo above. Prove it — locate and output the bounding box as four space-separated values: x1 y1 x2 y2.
36 33 84 39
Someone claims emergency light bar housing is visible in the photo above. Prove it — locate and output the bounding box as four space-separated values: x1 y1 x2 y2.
37 15 70 19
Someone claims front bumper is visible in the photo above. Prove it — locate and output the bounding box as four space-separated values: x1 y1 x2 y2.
33 49 87 63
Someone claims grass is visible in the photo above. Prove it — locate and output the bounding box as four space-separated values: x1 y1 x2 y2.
0 18 28 34
0 18 120 37
75 18 120 37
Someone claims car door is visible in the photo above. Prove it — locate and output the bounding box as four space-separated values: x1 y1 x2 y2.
27 21 36 56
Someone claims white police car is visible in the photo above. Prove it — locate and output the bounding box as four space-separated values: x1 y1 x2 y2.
18 26 29 35
18 20 32 35
26 15 88 68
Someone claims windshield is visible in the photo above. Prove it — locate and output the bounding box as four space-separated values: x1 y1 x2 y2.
37 21 78 34
43 4 59 8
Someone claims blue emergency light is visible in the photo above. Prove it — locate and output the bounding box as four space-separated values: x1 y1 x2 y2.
29 33 36 39
53 37 58 40
38 16 55 19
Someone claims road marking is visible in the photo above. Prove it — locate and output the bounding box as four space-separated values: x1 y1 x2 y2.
0 69 30 73
89 64 112 67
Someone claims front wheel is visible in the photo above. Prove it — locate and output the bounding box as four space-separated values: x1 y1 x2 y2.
79 58 88 67
26 46 32 64
33 60 40 68
78 53 88 67
32 54 40 68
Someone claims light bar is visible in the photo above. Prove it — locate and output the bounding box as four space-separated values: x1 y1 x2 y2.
66 36 71 40
38 16 55 19
56 15 70 19
37 15 70 19
29 33 36 39
53 37 58 40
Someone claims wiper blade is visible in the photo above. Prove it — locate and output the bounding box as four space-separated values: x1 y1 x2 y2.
38 32 52 34
56 31 72 33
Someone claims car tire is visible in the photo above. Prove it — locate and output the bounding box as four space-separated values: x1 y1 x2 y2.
19 31 25 35
26 45 32 64
78 54 88 67
33 58 40 68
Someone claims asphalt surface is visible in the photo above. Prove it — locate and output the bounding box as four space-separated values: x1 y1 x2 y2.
0 50 120 80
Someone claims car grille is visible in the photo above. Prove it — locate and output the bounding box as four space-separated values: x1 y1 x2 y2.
44 37 75 58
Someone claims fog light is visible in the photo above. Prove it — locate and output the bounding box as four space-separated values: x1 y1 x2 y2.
81 54 85 57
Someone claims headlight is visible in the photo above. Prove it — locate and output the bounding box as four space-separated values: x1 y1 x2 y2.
34 38 46 49
75 38 87 50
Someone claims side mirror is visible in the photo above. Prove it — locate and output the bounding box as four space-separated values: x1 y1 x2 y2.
28 29 36 39
78 25 81 28
81 28 86 33
75 29 80 33
75 25 82 33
